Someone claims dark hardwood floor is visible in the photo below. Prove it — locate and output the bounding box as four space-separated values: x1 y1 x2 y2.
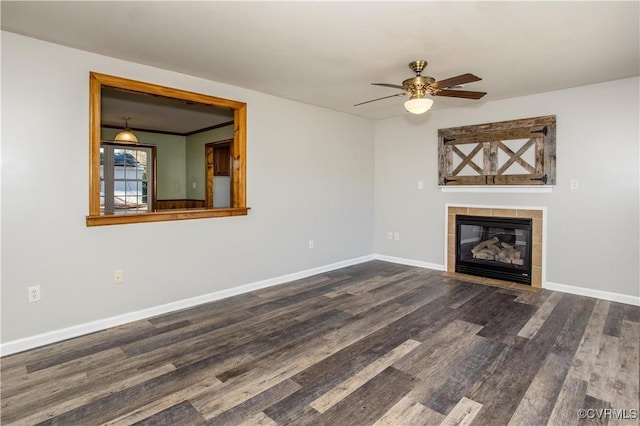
2 261 639 425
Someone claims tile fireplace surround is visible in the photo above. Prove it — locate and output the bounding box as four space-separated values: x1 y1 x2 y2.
446 205 544 290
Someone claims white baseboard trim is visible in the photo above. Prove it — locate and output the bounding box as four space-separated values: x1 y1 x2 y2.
0 254 375 357
4 255 636 356
544 281 640 307
373 254 445 271
374 254 640 307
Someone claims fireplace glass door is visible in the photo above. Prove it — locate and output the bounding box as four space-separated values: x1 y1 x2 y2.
456 215 533 285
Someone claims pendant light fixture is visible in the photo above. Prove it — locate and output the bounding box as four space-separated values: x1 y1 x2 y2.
114 116 138 144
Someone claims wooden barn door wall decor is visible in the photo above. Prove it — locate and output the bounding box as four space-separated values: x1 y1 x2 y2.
438 115 556 186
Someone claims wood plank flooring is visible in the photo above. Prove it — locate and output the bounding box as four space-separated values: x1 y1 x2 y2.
2 261 639 425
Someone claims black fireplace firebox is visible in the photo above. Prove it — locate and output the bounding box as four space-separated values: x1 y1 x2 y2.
455 215 533 285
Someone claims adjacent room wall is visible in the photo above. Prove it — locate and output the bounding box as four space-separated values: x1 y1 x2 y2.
374 77 640 299
186 125 234 201
102 128 188 199
1 32 375 344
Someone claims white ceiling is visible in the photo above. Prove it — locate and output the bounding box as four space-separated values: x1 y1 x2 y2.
2 1 639 123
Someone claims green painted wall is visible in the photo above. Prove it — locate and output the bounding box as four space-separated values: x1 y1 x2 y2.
185 125 234 200
101 126 233 201
102 128 187 199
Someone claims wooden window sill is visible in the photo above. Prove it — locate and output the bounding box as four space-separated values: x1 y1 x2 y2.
86 207 250 226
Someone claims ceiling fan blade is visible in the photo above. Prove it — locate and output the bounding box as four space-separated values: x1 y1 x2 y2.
431 73 482 90
354 92 405 106
372 83 404 90
435 89 487 99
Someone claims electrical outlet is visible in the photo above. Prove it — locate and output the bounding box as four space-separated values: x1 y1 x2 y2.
418 180 424 189
28 285 41 302
387 232 393 240
394 232 400 241
308 240 314 249
570 179 579 190
114 270 123 284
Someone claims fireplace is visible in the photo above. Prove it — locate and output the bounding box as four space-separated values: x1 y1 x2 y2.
455 215 533 285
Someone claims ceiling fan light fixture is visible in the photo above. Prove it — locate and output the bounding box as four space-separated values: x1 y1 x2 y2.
404 97 433 114
114 116 138 144
356 60 485 113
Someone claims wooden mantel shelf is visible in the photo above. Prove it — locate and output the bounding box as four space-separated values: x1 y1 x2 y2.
440 185 553 193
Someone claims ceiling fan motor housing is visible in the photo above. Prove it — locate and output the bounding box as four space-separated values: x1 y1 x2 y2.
402 76 436 97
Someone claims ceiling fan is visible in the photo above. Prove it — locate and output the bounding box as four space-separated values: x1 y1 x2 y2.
354 60 487 114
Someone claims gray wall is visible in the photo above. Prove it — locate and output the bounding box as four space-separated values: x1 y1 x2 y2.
374 77 639 298
2 31 637 347
1 32 375 343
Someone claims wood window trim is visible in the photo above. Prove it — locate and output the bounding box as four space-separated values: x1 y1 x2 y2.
87 72 249 226
86 207 249 226
438 115 556 186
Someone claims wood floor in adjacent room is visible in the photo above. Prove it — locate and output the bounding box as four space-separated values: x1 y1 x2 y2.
2 261 639 425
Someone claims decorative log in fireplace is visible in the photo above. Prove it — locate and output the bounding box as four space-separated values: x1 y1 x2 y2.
471 237 524 265
456 215 533 285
